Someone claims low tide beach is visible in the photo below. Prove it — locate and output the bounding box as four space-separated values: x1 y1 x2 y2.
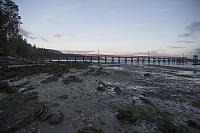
0 58 200 133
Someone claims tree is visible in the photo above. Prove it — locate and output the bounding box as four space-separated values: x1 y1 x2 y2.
0 0 21 55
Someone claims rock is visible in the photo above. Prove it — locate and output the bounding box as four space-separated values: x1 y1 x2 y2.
116 107 137 124
62 76 82 84
157 120 188 133
187 120 200 129
49 111 64 125
0 81 17 93
42 101 59 107
0 81 9 89
144 73 150 77
78 127 104 133
114 87 121 94
97 85 106 91
59 94 68 100
139 97 151 104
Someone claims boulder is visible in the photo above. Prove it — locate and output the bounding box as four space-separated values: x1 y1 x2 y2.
0 81 17 93
116 107 137 124
49 111 64 125
144 73 150 77
114 87 121 94
97 85 106 91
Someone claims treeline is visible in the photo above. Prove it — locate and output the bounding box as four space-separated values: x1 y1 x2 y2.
0 0 61 56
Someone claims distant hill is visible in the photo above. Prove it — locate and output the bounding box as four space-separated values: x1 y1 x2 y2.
45 49 62 54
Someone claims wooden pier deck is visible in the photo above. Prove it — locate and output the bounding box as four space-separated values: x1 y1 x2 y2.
17 53 187 65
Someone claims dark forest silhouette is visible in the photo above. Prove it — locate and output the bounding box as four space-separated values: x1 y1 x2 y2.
0 0 61 56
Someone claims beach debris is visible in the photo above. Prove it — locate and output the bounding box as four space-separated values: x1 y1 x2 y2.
59 94 68 100
114 87 121 94
49 111 64 125
41 76 58 84
144 73 151 77
116 107 137 124
62 76 82 84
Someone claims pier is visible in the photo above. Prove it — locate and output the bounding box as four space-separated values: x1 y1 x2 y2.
17 53 187 65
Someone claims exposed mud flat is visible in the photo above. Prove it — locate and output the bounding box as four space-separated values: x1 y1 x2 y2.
0 60 200 133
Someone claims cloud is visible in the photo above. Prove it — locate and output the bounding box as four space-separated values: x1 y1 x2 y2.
128 50 167 56
19 27 37 40
61 50 96 54
179 21 200 38
169 46 183 49
53 33 62 38
40 37 48 42
176 40 197 44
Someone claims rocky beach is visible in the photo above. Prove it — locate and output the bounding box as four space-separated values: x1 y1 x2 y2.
0 57 199 133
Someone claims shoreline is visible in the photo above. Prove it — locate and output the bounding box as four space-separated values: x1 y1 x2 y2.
0 59 200 133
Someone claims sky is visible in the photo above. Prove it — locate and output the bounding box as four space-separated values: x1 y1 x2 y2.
14 0 200 57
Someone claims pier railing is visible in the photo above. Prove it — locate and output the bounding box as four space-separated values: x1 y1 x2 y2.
16 52 187 65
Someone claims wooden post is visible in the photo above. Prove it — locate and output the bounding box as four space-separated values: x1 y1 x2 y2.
90 57 92 62
163 58 165 64
118 57 120 64
66 56 68 62
168 58 170 64
125 57 127 64
173 58 175 65
153 58 155 64
148 58 150 64
83 56 85 62
131 58 133 64
158 58 160 64
98 57 100 63
112 57 114 63
75 56 76 62
105 57 107 64
137 58 139 64
185 57 187 64
142 58 145 64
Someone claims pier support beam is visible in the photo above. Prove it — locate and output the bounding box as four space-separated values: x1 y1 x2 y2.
112 57 114 63
153 58 155 64
125 57 127 64
142 58 145 64
131 58 133 64
98 57 100 63
105 57 107 64
158 58 161 64
82 56 85 62
163 58 166 64
137 58 139 64
148 58 150 64
90 57 92 62
118 57 120 64
168 58 170 64
75 56 77 62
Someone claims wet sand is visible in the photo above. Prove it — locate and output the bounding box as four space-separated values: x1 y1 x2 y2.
0 61 200 133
